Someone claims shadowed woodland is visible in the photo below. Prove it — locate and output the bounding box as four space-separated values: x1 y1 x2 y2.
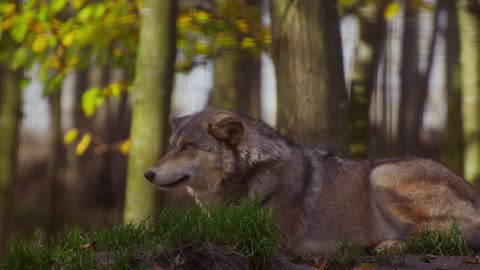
0 0 480 261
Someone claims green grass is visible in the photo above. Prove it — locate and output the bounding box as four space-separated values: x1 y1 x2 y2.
326 242 366 270
398 221 474 256
1 201 279 270
325 221 475 269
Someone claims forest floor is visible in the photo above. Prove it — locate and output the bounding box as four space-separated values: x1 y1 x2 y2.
1 202 480 270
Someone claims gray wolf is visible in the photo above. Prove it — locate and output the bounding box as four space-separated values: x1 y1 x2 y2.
144 108 480 257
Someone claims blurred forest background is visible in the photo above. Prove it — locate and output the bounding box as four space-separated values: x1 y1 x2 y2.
0 0 479 256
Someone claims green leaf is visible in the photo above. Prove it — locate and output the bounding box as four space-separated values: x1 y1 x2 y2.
96 49 108 66
38 65 50 83
77 5 93 22
384 2 400 21
92 3 106 19
43 74 63 96
10 17 28 42
81 87 104 116
20 78 31 89
11 47 28 70
37 6 49 22
51 0 67 14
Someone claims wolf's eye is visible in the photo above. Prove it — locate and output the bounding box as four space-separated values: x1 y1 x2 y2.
180 142 193 151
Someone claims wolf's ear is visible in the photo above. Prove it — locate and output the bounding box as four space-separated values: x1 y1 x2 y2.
170 115 190 129
208 117 244 146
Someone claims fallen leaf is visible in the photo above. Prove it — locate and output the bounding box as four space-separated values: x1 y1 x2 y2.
353 263 378 270
374 240 400 252
311 257 327 269
464 256 480 265
81 241 97 251
422 254 436 263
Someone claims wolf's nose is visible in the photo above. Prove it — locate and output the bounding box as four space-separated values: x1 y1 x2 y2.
144 170 156 182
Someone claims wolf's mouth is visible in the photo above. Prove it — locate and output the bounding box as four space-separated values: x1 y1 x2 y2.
156 175 190 189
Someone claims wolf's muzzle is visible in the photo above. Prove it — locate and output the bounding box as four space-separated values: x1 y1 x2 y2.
144 170 156 182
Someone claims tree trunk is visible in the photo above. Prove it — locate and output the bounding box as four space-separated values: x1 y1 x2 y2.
270 0 348 152
398 3 421 154
458 0 480 187
442 0 464 176
64 70 87 211
45 88 63 233
398 3 440 155
0 66 21 255
92 63 117 208
123 0 176 222
348 2 387 158
209 52 261 118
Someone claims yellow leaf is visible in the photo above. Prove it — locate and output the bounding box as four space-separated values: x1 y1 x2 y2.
76 133 92 156
1 4 16 16
32 36 48 53
113 47 121 57
109 83 122 97
263 33 272 45
67 56 79 67
384 2 400 21
119 139 131 155
1 17 13 30
194 10 210 24
194 41 208 54
235 19 248 33
72 0 85 10
63 128 78 144
241 37 256 49
134 0 142 9
44 55 61 71
177 15 192 28
62 31 75 47
84 107 95 117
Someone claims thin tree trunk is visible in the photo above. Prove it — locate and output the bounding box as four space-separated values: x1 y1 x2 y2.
65 70 87 214
398 3 420 154
458 0 480 187
123 0 176 222
209 52 261 118
0 66 21 255
348 1 387 158
45 88 63 233
92 62 117 208
398 3 440 155
442 0 464 176
270 0 348 152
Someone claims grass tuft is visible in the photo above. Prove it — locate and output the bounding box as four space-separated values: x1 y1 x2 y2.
0 237 52 270
326 241 366 270
398 221 474 256
1 201 279 270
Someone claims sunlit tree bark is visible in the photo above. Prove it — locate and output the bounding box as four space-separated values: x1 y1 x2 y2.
458 0 480 187
123 0 176 222
270 0 348 152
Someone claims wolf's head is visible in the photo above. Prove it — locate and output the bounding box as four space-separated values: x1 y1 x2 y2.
144 109 260 203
